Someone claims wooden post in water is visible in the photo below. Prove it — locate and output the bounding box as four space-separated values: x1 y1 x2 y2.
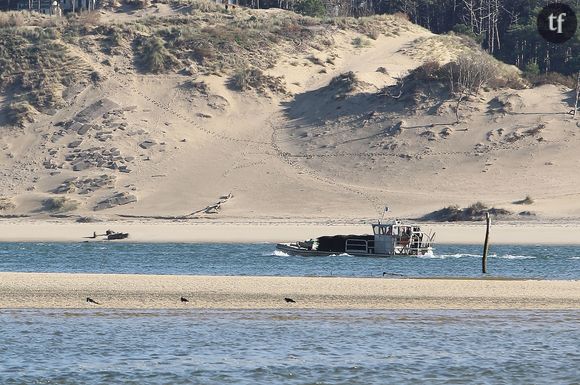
482 212 490 274
573 71 579 119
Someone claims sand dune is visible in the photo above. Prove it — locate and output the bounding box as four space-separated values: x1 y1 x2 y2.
1 272 578 310
0 6 578 223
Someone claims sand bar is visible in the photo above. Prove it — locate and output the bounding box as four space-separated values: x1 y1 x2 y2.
0 272 579 310
2 220 580 244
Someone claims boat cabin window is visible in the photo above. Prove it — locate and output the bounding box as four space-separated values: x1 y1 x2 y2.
373 225 393 236
400 227 412 237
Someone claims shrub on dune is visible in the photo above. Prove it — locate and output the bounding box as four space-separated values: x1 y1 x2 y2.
139 36 178 73
42 197 80 213
229 67 287 95
421 202 512 221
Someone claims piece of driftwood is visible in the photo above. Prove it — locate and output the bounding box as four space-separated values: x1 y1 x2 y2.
188 193 233 216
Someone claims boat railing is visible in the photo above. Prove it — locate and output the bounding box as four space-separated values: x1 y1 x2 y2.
345 239 369 254
396 233 432 255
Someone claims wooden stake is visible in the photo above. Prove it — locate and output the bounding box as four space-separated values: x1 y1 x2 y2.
573 71 580 119
482 212 490 274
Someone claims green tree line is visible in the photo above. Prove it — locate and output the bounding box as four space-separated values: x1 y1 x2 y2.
372 0 578 76
239 0 578 76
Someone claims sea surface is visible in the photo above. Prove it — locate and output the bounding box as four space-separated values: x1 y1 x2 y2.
0 242 579 279
1 309 579 385
1 243 579 384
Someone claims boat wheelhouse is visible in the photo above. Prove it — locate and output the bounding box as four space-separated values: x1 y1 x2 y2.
276 220 434 257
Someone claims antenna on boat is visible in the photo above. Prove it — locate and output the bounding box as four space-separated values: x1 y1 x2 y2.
380 206 389 223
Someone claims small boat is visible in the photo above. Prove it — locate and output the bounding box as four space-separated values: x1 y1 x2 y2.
106 232 129 240
276 220 434 257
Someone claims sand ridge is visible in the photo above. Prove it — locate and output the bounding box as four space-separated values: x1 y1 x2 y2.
0 272 578 310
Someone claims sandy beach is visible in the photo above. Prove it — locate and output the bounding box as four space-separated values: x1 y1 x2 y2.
1 219 580 244
0 272 578 310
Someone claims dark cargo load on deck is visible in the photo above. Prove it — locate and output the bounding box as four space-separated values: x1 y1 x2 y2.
316 235 374 253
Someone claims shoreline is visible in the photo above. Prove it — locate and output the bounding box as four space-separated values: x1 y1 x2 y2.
0 272 578 310
2 220 580 244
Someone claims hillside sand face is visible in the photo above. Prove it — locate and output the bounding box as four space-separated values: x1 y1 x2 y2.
0 6 578 222
1 272 579 309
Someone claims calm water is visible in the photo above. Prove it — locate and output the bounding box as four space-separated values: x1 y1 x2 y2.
0 309 579 384
1 243 579 384
0 242 579 279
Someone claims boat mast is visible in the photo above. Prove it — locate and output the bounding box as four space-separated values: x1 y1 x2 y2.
380 205 389 223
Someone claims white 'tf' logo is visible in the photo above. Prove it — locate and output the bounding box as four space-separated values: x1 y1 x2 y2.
548 12 567 33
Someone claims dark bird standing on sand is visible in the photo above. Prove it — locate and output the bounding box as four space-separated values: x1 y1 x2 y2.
83 232 98 239
284 297 296 303
86 297 100 305
180 296 189 303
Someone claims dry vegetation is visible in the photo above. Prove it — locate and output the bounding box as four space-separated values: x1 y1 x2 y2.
0 15 92 126
229 67 288 95
136 35 179 73
352 36 371 48
0 197 16 211
95 8 343 76
421 202 512 222
41 196 80 213
0 5 340 126
526 72 578 89
381 52 525 119
0 4 425 128
0 4 530 129
173 0 225 13
327 13 422 38
514 195 534 205
328 71 366 100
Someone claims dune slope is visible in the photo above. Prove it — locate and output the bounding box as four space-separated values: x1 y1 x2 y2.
0 5 578 222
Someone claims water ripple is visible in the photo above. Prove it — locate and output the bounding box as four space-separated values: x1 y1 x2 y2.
0 243 579 279
3 310 577 385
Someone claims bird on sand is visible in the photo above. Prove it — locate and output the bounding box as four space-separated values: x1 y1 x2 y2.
284 297 296 303
180 296 189 303
86 297 100 305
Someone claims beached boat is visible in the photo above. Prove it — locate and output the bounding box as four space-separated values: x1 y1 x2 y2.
106 231 129 240
276 220 434 257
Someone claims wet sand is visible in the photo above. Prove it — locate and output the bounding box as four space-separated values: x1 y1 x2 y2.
0 272 578 309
